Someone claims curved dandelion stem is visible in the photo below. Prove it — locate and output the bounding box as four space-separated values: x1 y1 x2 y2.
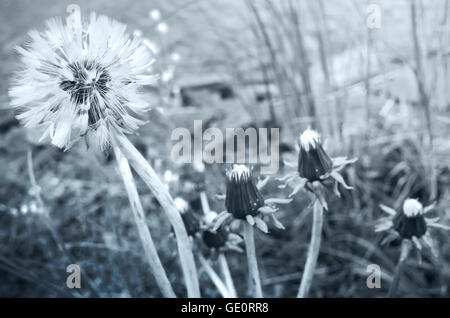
113 133 200 297
113 146 176 298
218 253 237 298
298 199 324 298
199 254 232 298
387 240 411 297
243 222 263 297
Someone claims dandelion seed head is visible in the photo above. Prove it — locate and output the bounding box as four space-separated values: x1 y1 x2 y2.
10 13 157 151
299 129 320 152
403 198 423 217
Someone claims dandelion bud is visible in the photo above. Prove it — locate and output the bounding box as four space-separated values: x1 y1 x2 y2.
225 165 264 220
393 199 427 239
174 197 200 237
10 13 157 151
297 129 333 182
202 227 228 249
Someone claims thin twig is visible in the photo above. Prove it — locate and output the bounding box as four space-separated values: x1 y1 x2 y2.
298 199 324 298
113 146 176 298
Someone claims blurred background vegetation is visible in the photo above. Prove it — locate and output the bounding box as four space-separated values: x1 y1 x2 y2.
0 0 449 297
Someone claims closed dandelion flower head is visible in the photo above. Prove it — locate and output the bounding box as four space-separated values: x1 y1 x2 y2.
213 165 290 233
298 129 333 182
202 227 229 249
225 165 264 220
393 199 426 239
174 197 200 237
9 13 157 151
279 129 356 207
375 198 450 258
201 211 243 255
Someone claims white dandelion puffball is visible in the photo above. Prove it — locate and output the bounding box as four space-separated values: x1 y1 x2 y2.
299 129 320 152
403 198 423 217
9 13 157 151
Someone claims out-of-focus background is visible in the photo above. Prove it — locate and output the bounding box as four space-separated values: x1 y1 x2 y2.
1 0 449 297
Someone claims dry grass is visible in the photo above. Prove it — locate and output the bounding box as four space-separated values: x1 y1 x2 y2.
0 0 449 297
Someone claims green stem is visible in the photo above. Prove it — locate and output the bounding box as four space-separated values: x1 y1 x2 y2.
113 146 175 298
113 133 200 297
218 253 237 298
243 222 263 297
297 199 323 298
199 254 231 298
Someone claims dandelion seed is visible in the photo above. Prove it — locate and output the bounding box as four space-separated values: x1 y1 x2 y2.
9 13 157 151
142 39 159 54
